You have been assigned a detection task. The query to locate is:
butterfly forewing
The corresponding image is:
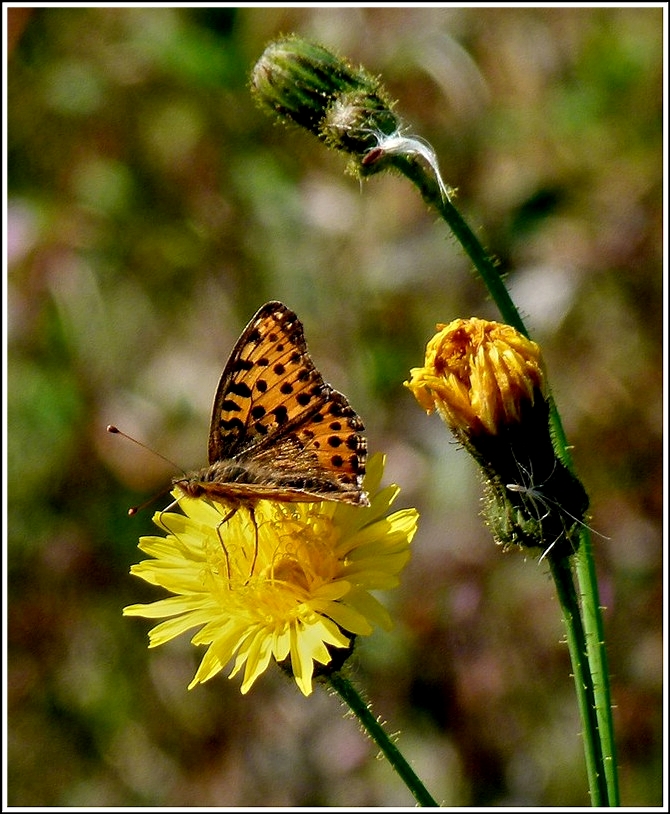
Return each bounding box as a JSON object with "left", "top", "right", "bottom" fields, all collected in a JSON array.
[
  {"left": 208, "top": 302, "right": 324, "bottom": 461},
  {"left": 180, "top": 301, "right": 368, "bottom": 507}
]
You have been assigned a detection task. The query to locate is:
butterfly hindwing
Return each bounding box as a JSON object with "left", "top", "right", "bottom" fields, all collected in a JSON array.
[{"left": 233, "top": 384, "right": 367, "bottom": 501}]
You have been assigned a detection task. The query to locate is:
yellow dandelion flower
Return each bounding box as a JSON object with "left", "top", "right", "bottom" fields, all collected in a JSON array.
[{"left": 124, "top": 453, "right": 417, "bottom": 696}]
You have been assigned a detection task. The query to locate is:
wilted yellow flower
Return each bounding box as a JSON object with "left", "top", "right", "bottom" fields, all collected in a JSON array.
[
  {"left": 124, "top": 454, "right": 417, "bottom": 696},
  {"left": 406, "top": 317, "right": 588, "bottom": 559},
  {"left": 405, "top": 317, "right": 545, "bottom": 437}
]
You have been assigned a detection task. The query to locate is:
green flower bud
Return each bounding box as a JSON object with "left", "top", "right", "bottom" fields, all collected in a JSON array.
[{"left": 250, "top": 36, "right": 402, "bottom": 163}]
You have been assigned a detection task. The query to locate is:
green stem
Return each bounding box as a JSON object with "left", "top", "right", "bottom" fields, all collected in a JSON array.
[
  {"left": 548, "top": 553, "right": 608, "bottom": 806},
  {"left": 573, "top": 527, "right": 621, "bottom": 805},
  {"left": 328, "top": 671, "right": 439, "bottom": 807},
  {"left": 392, "top": 153, "right": 619, "bottom": 805}
]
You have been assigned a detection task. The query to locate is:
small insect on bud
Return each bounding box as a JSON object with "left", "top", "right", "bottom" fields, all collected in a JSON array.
[{"left": 319, "top": 89, "right": 401, "bottom": 155}]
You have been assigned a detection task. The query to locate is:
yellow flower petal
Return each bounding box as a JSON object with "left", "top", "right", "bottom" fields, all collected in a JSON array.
[{"left": 405, "top": 317, "right": 545, "bottom": 436}]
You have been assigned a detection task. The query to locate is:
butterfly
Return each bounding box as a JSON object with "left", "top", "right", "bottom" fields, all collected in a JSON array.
[{"left": 174, "top": 301, "right": 369, "bottom": 515}]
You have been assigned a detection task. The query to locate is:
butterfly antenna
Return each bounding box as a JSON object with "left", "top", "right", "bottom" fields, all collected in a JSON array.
[
  {"left": 107, "top": 425, "right": 185, "bottom": 472},
  {"left": 127, "top": 488, "right": 177, "bottom": 518},
  {"left": 107, "top": 425, "right": 185, "bottom": 516}
]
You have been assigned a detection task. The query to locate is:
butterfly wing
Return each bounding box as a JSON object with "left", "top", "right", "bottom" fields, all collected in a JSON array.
[{"left": 203, "top": 301, "right": 367, "bottom": 504}]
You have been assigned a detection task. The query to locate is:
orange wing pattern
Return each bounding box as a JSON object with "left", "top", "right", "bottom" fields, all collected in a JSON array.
[{"left": 176, "top": 302, "right": 368, "bottom": 508}]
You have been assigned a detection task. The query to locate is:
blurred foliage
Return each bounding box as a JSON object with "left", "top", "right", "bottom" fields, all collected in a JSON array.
[{"left": 6, "top": 5, "right": 663, "bottom": 807}]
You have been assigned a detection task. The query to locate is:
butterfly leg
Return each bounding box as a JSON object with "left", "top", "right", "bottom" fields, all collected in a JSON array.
[
  {"left": 246, "top": 505, "right": 259, "bottom": 584},
  {"left": 215, "top": 506, "right": 239, "bottom": 582},
  {"left": 213, "top": 504, "right": 260, "bottom": 584},
  {"left": 156, "top": 497, "right": 181, "bottom": 534}
]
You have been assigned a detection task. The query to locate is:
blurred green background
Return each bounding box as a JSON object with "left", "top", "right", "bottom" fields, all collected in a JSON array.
[{"left": 6, "top": 5, "right": 663, "bottom": 807}]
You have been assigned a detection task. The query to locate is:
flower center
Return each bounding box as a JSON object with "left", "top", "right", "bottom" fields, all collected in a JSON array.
[
  {"left": 204, "top": 503, "right": 342, "bottom": 620},
  {"left": 269, "top": 556, "right": 311, "bottom": 594}
]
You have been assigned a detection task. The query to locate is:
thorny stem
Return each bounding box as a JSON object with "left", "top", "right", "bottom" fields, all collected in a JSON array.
[{"left": 549, "top": 553, "right": 608, "bottom": 806}]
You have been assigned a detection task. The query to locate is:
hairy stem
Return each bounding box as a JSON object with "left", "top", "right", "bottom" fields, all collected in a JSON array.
[{"left": 328, "top": 671, "right": 439, "bottom": 806}]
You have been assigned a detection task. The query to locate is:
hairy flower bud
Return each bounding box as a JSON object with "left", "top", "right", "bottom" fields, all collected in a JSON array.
[
  {"left": 251, "top": 36, "right": 451, "bottom": 197},
  {"left": 251, "top": 36, "right": 402, "bottom": 166}
]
